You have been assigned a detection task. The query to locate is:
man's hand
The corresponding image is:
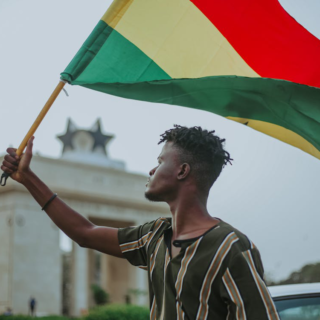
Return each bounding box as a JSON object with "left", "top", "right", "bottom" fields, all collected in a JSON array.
[{"left": 1, "top": 136, "right": 34, "bottom": 183}]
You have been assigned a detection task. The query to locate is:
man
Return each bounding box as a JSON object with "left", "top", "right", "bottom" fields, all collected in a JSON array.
[
  {"left": 29, "top": 297, "right": 36, "bottom": 317},
  {"left": 1, "top": 125, "right": 279, "bottom": 320},
  {"left": 3, "top": 307, "right": 13, "bottom": 316}
]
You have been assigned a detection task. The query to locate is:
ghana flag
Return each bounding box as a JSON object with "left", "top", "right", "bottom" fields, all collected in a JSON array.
[{"left": 60, "top": 0, "right": 320, "bottom": 160}]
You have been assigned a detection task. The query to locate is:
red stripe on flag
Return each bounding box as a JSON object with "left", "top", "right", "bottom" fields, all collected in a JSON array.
[{"left": 190, "top": 0, "right": 320, "bottom": 88}]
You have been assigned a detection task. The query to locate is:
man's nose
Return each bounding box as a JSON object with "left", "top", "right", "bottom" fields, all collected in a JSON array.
[{"left": 149, "top": 167, "right": 156, "bottom": 176}]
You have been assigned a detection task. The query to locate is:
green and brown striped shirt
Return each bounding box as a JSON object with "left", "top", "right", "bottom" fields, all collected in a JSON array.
[{"left": 118, "top": 217, "right": 279, "bottom": 320}]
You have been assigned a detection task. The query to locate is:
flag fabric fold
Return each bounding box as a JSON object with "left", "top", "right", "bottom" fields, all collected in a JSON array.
[{"left": 61, "top": 0, "right": 320, "bottom": 160}]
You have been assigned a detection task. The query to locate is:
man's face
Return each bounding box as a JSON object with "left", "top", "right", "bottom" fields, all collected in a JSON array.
[{"left": 145, "top": 141, "right": 181, "bottom": 202}]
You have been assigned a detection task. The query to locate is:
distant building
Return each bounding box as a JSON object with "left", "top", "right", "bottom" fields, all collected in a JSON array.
[{"left": 0, "top": 119, "right": 167, "bottom": 316}]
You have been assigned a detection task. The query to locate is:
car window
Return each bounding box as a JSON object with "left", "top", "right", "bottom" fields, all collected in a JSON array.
[{"left": 274, "top": 296, "right": 320, "bottom": 320}]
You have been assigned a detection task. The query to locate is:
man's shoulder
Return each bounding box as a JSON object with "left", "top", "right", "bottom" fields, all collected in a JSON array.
[
  {"left": 209, "top": 220, "right": 254, "bottom": 252},
  {"left": 124, "top": 217, "right": 171, "bottom": 232},
  {"left": 145, "top": 217, "right": 171, "bottom": 232}
]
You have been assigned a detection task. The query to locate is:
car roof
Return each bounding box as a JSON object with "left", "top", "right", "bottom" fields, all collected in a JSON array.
[{"left": 268, "top": 282, "right": 320, "bottom": 298}]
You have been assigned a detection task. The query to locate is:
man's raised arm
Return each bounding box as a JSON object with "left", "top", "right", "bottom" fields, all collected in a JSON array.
[{"left": 1, "top": 137, "right": 124, "bottom": 258}]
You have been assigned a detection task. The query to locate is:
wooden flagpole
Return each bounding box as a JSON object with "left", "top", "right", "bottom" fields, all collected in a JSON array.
[{"left": 1, "top": 80, "right": 66, "bottom": 186}]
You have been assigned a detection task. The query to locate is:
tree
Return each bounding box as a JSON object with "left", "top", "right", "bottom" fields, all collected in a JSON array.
[
  {"left": 269, "top": 262, "right": 320, "bottom": 285},
  {"left": 91, "top": 284, "right": 109, "bottom": 305}
]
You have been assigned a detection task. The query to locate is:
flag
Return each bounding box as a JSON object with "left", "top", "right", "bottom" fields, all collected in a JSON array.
[{"left": 60, "top": 0, "right": 320, "bottom": 159}]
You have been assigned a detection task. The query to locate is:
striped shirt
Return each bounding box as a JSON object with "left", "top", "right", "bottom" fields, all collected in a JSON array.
[{"left": 118, "top": 217, "right": 279, "bottom": 320}]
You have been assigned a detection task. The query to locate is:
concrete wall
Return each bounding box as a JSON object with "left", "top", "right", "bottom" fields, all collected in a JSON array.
[
  {"left": 0, "top": 193, "right": 14, "bottom": 314},
  {"left": 12, "top": 193, "right": 61, "bottom": 315},
  {"left": 0, "top": 190, "right": 61, "bottom": 315}
]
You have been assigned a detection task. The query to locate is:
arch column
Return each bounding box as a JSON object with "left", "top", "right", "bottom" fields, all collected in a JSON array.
[{"left": 71, "top": 243, "right": 89, "bottom": 316}]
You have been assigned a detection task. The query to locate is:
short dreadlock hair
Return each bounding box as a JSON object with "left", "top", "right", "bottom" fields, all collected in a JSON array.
[{"left": 159, "top": 125, "right": 232, "bottom": 191}]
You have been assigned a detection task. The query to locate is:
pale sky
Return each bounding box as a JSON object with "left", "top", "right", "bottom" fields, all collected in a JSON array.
[{"left": 0, "top": 0, "right": 320, "bottom": 282}]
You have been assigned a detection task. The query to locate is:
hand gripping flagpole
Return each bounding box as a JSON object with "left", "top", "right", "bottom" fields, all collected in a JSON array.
[{"left": 0, "top": 80, "right": 66, "bottom": 186}]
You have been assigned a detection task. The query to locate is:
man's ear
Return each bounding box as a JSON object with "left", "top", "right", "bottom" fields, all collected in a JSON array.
[{"left": 177, "top": 163, "right": 191, "bottom": 180}]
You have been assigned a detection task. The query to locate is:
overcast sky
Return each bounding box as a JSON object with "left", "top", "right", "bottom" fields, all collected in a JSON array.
[{"left": 0, "top": 0, "right": 320, "bottom": 282}]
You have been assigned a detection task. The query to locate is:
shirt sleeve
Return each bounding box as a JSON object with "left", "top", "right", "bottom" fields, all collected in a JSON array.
[
  {"left": 221, "top": 247, "right": 280, "bottom": 320},
  {"left": 118, "top": 220, "right": 157, "bottom": 269}
]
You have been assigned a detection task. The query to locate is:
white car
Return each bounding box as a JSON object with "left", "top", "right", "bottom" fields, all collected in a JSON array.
[{"left": 269, "top": 283, "right": 320, "bottom": 320}]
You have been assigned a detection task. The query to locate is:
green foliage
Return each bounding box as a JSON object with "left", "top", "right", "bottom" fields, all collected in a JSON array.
[
  {"left": 0, "top": 316, "right": 31, "bottom": 320},
  {"left": 84, "top": 304, "right": 149, "bottom": 320},
  {"left": 278, "top": 262, "right": 320, "bottom": 285},
  {"left": 0, "top": 306, "right": 150, "bottom": 320},
  {"left": 91, "top": 284, "right": 109, "bottom": 305},
  {"left": 40, "top": 317, "right": 70, "bottom": 320},
  {"left": 0, "top": 316, "right": 70, "bottom": 320},
  {"left": 268, "top": 262, "right": 320, "bottom": 286}
]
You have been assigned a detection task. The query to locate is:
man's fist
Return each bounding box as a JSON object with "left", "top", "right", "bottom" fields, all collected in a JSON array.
[{"left": 1, "top": 137, "right": 34, "bottom": 183}]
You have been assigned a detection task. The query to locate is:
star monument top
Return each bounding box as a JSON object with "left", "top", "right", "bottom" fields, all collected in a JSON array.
[{"left": 57, "top": 119, "right": 125, "bottom": 170}]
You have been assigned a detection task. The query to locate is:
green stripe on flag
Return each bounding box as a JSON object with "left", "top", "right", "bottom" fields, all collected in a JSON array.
[
  {"left": 62, "top": 20, "right": 113, "bottom": 82},
  {"left": 79, "top": 76, "right": 320, "bottom": 157},
  {"left": 61, "top": 20, "right": 170, "bottom": 84}
]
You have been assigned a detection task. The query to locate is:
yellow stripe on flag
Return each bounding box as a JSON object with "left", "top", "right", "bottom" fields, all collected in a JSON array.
[
  {"left": 228, "top": 117, "right": 320, "bottom": 160},
  {"left": 107, "top": 0, "right": 259, "bottom": 78},
  {"left": 102, "top": 0, "right": 134, "bottom": 29}
]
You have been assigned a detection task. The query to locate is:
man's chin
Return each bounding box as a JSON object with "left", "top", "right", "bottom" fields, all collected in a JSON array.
[{"left": 144, "top": 190, "right": 164, "bottom": 202}]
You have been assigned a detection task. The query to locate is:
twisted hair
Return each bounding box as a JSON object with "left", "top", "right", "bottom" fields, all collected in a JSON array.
[{"left": 159, "top": 125, "right": 232, "bottom": 191}]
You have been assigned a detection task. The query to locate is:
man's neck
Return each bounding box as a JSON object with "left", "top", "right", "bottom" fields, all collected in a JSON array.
[{"left": 168, "top": 193, "right": 219, "bottom": 241}]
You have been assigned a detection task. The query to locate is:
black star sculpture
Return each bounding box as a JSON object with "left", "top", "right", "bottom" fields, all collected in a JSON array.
[
  {"left": 89, "top": 119, "right": 114, "bottom": 155},
  {"left": 57, "top": 119, "right": 114, "bottom": 155}
]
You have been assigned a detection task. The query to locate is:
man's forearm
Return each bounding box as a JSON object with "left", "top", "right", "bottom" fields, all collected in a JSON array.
[{"left": 21, "top": 170, "right": 94, "bottom": 246}]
